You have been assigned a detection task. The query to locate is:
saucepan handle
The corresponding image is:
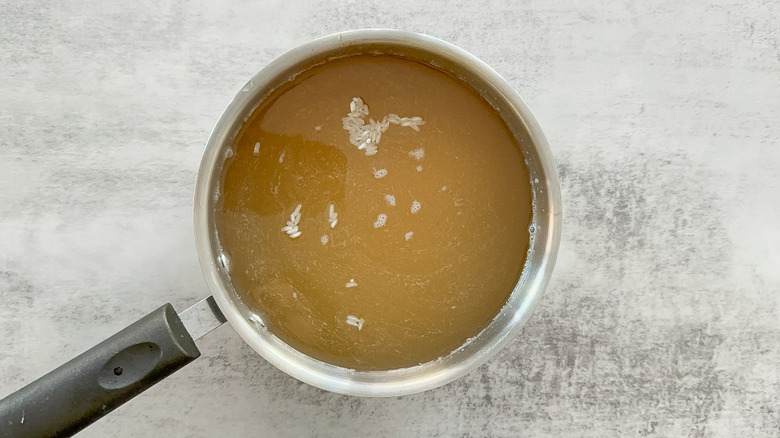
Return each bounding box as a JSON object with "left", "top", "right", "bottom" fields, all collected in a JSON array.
[{"left": 0, "top": 300, "right": 223, "bottom": 438}]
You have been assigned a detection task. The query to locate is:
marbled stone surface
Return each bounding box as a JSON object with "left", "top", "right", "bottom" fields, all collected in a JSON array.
[{"left": 1, "top": 1, "right": 779, "bottom": 436}]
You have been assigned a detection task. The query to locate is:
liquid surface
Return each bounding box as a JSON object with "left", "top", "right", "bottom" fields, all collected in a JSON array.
[{"left": 216, "top": 54, "right": 532, "bottom": 370}]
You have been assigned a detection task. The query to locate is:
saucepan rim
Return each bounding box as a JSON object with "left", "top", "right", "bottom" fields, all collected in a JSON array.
[{"left": 193, "top": 28, "right": 562, "bottom": 397}]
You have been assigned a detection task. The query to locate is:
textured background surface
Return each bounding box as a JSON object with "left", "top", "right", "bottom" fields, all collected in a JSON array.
[{"left": 1, "top": 1, "right": 779, "bottom": 436}]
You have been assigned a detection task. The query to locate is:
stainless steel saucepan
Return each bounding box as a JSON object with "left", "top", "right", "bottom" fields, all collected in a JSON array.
[{"left": 0, "top": 29, "right": 561, "bottom": 437}]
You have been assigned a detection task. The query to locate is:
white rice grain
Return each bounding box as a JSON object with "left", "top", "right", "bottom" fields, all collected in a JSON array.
[
  {"left": 346, "top": 315, "right": 365, "bottom": 330},
  {"left": 408, "top": 148, "right": 425, "bottom": 160},
  {"left": 328, "top": 204, "right": 338, "bottom": 228},
  {"left": 374, "top": 213, "right": 387, "bottom": 228}
]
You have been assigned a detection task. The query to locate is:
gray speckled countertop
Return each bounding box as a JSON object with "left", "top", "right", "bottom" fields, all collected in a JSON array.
[{"left": 2, "top": 1, "right": 779, "bottom": 437}]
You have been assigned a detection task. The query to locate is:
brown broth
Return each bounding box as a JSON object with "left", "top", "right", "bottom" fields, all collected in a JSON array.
[{"left": 215, "top": 54, "right": 532, "bottom": 370}]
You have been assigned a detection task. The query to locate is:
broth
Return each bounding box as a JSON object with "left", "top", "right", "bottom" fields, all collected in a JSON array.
[{"left": 216, "top": 54, "right": 532, "bottom": 370}]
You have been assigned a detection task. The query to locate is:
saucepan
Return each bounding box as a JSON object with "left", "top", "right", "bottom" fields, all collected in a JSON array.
[{"left": 0, "top": 29, "right": 561, "bottom": 437}]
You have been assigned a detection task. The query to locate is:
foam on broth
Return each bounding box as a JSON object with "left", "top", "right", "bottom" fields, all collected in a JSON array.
[{"left": 215, "top": 54, "right": 532, "bottom": 370}]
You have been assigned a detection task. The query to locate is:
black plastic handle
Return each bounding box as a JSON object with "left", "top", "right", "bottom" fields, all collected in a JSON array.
[{"left": 0, "top": 304, "right": 200, "bottom": 438}]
